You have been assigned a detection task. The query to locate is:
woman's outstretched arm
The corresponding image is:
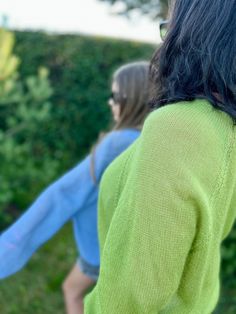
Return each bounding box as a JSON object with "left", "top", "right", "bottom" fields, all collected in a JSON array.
[{"left": 0, "top": 131, "right": 132, "bottom": 279}]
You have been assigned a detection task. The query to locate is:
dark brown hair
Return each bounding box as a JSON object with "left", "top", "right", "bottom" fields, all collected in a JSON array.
[{"left": 150, "top": 0, "right": 236, "bottom": 120}]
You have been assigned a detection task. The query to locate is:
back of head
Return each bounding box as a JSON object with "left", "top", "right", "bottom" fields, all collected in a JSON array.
[
  {"left": 150, "top": 0, "right": 236, "bottom": 119},
  {"left": 113, "top": 61, "right": 150, "bottom": 129},
  {"left": 90, "top": 61, "right": 150, "bottom": 183}
]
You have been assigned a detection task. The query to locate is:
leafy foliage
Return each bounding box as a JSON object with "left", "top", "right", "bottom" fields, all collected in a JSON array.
[
  {"left": 14, "top": 32, "right": 155, "bottom": 166},
  {"left": 0, "top": 29, "right": 57, "bottom": 228},
  {"left": 99, "top": 0, "right": 169, "bottom": 19},
  {"left": 221, "top": 222, "right": 236, "bottom": 288},
  {"left": 1, "top": 29, "right": 235, "bottom": 292},
  {"left": 0, "top": 30, "right": 155, "bottom": 229},
  {"left": 0, "top": 29, "right": 234, "bottom": 314}
]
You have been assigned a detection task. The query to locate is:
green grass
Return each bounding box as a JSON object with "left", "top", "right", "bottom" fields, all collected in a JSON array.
[
  {"left": 0, "top": 223, "right": 236, "bottom": 313},
  {"left": 0, "top": 223, "right": 77, "bottom": 314}
]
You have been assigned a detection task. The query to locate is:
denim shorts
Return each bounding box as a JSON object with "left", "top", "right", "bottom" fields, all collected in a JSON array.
[{"left": 77, "top": 256, "right": 99, "bottom": 281}]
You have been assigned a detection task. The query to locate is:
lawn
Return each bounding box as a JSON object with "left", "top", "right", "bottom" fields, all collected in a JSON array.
[
  {"left": 0, "top": 223, "right": 77, "bottom": 314},
  {"left": 0, "top": 223, "right": 236, "bottom": 314}
]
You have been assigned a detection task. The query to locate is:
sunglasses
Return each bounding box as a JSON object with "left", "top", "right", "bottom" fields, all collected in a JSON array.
[
  {"left": 109, "top": 92, "right": 120, "bottom": 105},
  {"left": 159, "top": 20, "right": 169, "bottom": 41},
  {"left": 109, "top": 92, "right": 126, "bottom": 105}
]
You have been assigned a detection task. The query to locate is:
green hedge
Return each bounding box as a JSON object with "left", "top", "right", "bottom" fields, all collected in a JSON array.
[
  {"left": 9, "top": 31, "right": 155, "bottom": 210},
  {"left": 2, "top": 31, "right": 235, "bottom": 289},
  {"left": 14, "top": 31, "right": 155, "bottom": 165}
]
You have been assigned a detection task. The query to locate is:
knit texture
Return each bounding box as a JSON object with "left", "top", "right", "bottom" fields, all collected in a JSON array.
[{"left": 85, "top": 99, "right": 236, "bottom": 314}]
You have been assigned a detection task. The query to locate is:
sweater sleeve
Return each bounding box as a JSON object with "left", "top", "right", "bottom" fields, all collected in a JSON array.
[
  {"left": 86, "top": 107, "right": 209, "bottom": 313},
  {"left": 0, "top": 131, "right": 130, "bottom": 279},
  {"left": 123, "top": 111, "right": 199, "bottom": 312}
]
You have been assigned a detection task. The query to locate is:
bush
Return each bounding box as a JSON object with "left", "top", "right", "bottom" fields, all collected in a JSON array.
[
  {"left": 0, "top": 31, "right": 155, "bottom": 227},
  {"left": 14, "top": 31, "right": 155, "bottom": 168},
  {"left": 221, "top": 221, "right": 236, "bottom": 288},
  {"left": 0, "top": 30, "right": 153, "bottom": 218},
  {"left": 0, "top": 29, "right": 57, "bottom": 228},
  {"left": 1, "top": 30, "right": 235, "bottom": 290}
]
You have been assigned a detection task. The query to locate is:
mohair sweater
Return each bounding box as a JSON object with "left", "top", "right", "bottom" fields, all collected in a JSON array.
[
  {"left": 0, "top": 129, "right": 140, "bottom": 278},
  {"left": 85, "top": 100, "right": 236, "bottom": 314}
]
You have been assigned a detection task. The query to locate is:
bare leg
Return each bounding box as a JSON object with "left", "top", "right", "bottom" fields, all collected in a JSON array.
[{"left": 62, "top": 264, "right": 95, "bottom": 314}]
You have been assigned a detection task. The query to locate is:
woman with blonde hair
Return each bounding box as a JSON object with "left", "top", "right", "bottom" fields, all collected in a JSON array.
[{"left": 0, "top": 61, "right": 150, "bottom": 314}]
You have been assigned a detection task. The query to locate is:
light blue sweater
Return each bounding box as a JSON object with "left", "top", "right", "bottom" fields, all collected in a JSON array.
[{"left": 0, "top": 129, "right": 140, "bottom": 279}]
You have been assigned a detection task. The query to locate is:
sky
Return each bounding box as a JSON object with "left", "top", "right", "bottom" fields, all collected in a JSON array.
[{"left": 0, "top": 0, "right": 161, "bottom": 44}]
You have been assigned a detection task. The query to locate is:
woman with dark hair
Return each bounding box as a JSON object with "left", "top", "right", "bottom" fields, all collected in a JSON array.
[
  {"left": 85, "top": 1, "right": 236, "bottom": 313},
  {"left": 0, "top": 61, "right": 150, "bottom": 314}
]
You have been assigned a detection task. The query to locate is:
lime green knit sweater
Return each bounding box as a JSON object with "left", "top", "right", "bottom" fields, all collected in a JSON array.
[{"left": 85, "top": 100, "right": 236, "bottom": 314}]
